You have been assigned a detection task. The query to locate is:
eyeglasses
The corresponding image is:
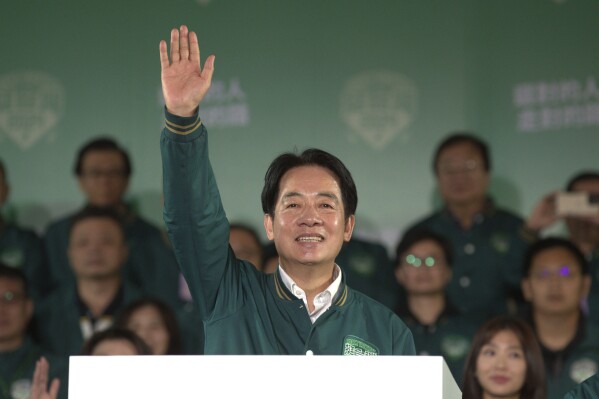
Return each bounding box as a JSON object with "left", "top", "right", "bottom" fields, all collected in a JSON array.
[
  {"left": 438, "top": 160, "right": 480, "bottom": 176},
  {"left": 0, "top": 291, "right": 26, "bottom": 304},
  {"left": 530, "top": 265, "right": 580, "bottom": 281},
  {"left": 81, "top": 169, "right": 127, "bottom": 179},
  {"left": 403, "top": 254, "right": 439, "bottom": 268}
]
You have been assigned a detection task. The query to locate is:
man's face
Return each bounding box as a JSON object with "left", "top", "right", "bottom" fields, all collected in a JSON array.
[
  {"left": 263, "top": 165, "right": 355, "bottom": 270},
  {"left": 77, "top": 150, "right": 129, "bottom": 207},
  {"left": 0, "top": 277, "right": 33, "bottom": 346},
  {"left": 68, "top": 217, "right": 128, "bottom": 280},
  {"left": 565, "top": 178, "right": 599, "bottom": 248},
  {"left": 229, "top": 229, "right": 263, "bottom": 271},
  {"left": 522, "top": 247, "right": 590, "bottom": 316},
  {"left": 435, "top": 142, "right": 489, "bottom": 207},
  {"left": 395, "top": 239, "right": 452, "bottom": 296}
]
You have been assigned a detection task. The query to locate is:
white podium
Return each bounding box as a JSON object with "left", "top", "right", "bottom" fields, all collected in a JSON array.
[{"left": 69, "top": 355, "right": 461, "bottom": 398}]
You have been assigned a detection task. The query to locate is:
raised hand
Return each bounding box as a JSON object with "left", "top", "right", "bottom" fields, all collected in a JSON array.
[
  {"left": 159, "top": 25, "right": 215, "bottom": 117},
  {"left": 28, "top": 357, "right": 60, "bottom": 399},
  {"left": 526, "top": 191, "right": 559, "bottom": 232}
]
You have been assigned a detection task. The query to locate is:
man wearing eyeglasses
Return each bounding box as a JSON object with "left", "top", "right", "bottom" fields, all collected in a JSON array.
[
  {"left": 394, "top": 229, "right": 479, "bottom": 381},
  {"left": 403, "top": 134, "right": 533, "bottom": 318},
  {"left": 0, "top": 263, "right": 67, "bottom": 399},
  {"left": 42, "top": 139, "right": 181, "bottom": 310},
  {"left": 521, "top": 237, "right": 599, "bottom": 399}
]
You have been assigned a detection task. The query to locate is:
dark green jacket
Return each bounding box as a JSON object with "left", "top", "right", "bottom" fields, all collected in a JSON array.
[
  {"left": 0, "top": 222, "right": 46, "bottom": 301},
  {"left": 161, "top": 111, "right": 415, "bottom": 356},
  {"left": 336, "top": 237, "right": 399, "bottom": 310},
  {"left": 397, "top": 300, "right": 480, "bottom": 383},
  {"left": 404, "top": 205, "right": 531, "bottom": 317},
  {"left": 34, "top": 281, "right": 142, "bottom": 358},
  {"left": 0, "top": 338, "right": 67, "bottom": 399}
]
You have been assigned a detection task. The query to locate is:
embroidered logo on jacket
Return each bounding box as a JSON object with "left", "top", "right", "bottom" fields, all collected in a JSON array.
[{"left": 343, "top": 335, "right": 379, "bottom": 356}]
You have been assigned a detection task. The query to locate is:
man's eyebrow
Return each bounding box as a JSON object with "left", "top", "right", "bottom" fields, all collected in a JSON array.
[
  {"left": 318, "top": 192, "right": 340, "bottom": 202},
  {"left": 280, "top": 192, "right": 339, "bottom": 202}
]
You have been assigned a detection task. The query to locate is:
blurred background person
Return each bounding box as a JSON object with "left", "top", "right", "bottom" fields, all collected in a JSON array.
[
  {"left": 115, "top": 297, "right": 183, "bottom": 355},
  {"left": 394, "top": 229, "right": 478, "bottom": 382},
  {"left": 462, "top": 316, "right": 546, "bottom": 399},
  {"left": 521, "top": 237, "right": 599, "bottom": 399}
]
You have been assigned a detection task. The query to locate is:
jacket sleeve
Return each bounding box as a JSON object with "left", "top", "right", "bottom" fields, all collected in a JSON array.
[{"left": 160, "top": 109, "right": 241, "bottom": 321}]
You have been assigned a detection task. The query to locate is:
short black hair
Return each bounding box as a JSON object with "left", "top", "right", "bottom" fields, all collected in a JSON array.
[
  {"left": 566, "top": 171, "right": 599, "bottom": 192},
  {"left": 74, "top": 137, "right": 132, "bottom": 177},
  {"left": 80, "top": 327, "right": 152, "bottom": 355},
  {"left": 0, "top": 262, "right": 29, "bottom": 297},
  {"left": 432, "top": 133, "right": 491, "bottom": 175},
  {"left": 261, "top": 148, "right": 357, "bottom": 219},
  {"left": 523, "top": 237, "right": 589, "bottom": 277},
  {"left": 69, "top": 206, "right": 125, "bottom": 238},
  {"left": 395, "top": 229, "right": 453, "bottom": 268}
]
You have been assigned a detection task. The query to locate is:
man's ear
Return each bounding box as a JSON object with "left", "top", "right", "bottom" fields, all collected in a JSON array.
[
  {"left": 343, "top": 215, "right": 355, "bottom": 242},
  {"left": 264, "top": 214, "right": 274, "bottom": 241}
]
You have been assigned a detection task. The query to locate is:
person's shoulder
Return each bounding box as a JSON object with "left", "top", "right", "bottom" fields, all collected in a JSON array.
[
  {"left": 404, "top": 211, "right": 444, "bottom": 233},
  {"left": 349, "top": 288, "right": 402, "bottom": 319},
  {"left": 2, "top": 222, "right": 41, "bottom": 241},
  {"left": 44, "top": 212, "right": 76, "bottom": 236},
  {"left": 491, "top": 207, "right": 525, "bottom": 225},
  {"left": 564, "top": 373, "right": 599, "bottom": 399}
]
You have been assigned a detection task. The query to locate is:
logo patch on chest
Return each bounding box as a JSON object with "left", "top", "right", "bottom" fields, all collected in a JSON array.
[{"left": 343, "top": 335, "right": 379, "bottom": 356}]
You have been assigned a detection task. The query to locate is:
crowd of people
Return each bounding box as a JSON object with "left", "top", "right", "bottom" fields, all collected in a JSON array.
[{"left": 1, "top": 25, "right": 599, "bottom": 399}]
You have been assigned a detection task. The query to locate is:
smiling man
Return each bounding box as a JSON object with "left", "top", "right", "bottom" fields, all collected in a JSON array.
[{"left": 159, "top": 26, "right": 414, "bottom": 355}]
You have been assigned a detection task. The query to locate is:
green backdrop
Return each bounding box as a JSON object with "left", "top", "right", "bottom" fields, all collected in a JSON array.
[{"left": 1, "top": 0, "right": 598, "bottom": 250}]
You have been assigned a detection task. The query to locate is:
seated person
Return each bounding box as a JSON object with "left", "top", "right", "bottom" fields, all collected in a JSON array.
[
  {"left": 461, "top": 316, "right": 545, "bottom": 399},
  {"left": 0, "top": 264, "right": 67, "bottom": 399},
  {"left": 0, "top": 159, "right": 46, "bottom": 300},
  {"left": 43, "top": 138, "right": 180, "bottom": 308},
  {"left": 403, "top": 133, "right": 533, "bottom": 317},
  {"left": 394, "top": 229, "right": 479, "bottom": 381},
  {"left": 521, "top": 237, "right": 599, "bottom": 399},
  {"left": 35, "top": 207, "right": 142, "bottom": 358},
  {"left": 114, "top": 297, "right": 184, "bottom": 355},
  {"left": 527, "top": 171, "right": 599, "bottom": 317}
]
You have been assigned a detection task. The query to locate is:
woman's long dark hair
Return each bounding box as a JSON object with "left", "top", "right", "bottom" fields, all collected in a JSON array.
[{"left": 462, "top": 316, "right": 546, "bottom": 399}]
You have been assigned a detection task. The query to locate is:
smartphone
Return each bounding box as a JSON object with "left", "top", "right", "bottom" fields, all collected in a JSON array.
[{"left": 556, "top": 192, "right": 599, "bottom": 216}]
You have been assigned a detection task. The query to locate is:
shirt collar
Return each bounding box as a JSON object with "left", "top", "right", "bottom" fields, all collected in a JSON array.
[{"left": 278, "top": 264, "right": 343, "bottom": 323}]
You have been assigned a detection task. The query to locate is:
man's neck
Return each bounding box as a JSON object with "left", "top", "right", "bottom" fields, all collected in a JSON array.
[
  {"left": 77, "top": 276, "right": 121, "bottom": 317},
  {"left": 446, "top": 198, "right": 486, "bottom": 229},
  {"left": 0, "top": 335, "right": 24, "bottom": 352},
  {"left": 534, "top": 310, "right": 580, "bottom": 351},
  {"left": 280, "top": 261, "right": 336, "bottom": 312},
  {"left": 407, "top": 292, "right": 446, "bottom": 325}
]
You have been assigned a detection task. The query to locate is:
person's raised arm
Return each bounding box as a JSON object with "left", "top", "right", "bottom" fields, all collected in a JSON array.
[{"left": 159, "top": 25, "right": 214, "bottom": 116}]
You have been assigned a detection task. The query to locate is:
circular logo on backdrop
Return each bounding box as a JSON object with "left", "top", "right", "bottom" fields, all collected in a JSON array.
[
  {"left": 0, "top": 71, "right": 65, "bottom": 150},
  {"left": 340, "top": 70, "right": 418, "bottom": 150}
]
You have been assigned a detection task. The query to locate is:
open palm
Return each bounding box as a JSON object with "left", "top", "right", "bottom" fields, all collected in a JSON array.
[{"left": 159, "top": 25, "right": 215, "bottom": 117}]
